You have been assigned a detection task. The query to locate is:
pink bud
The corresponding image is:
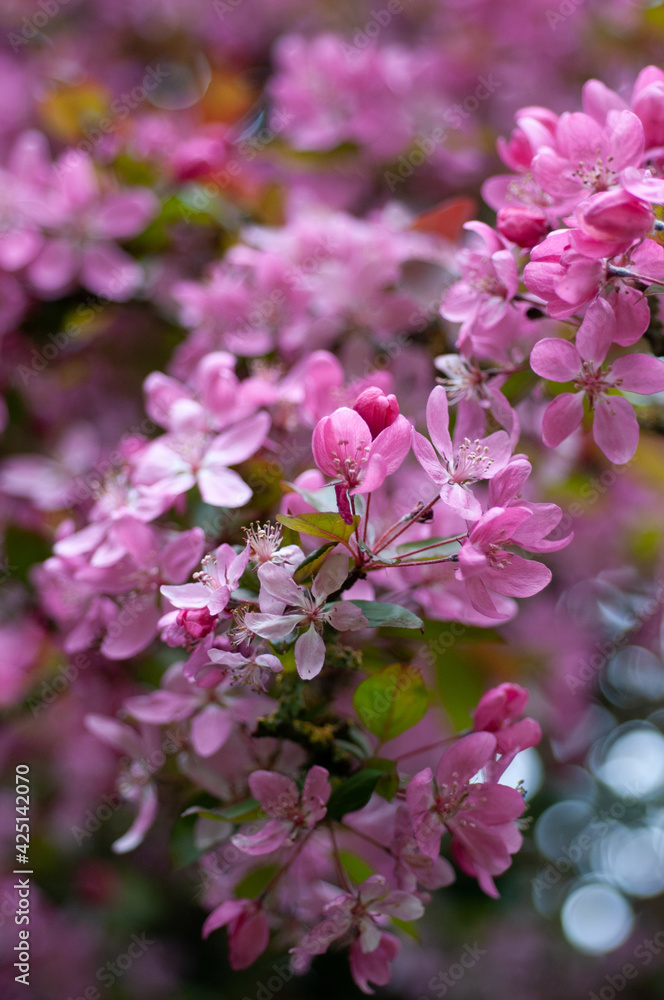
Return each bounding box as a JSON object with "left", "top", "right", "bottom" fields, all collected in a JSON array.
[
  {"left": 176, "top": 607, "right": 217, "bottom": 640},
  {"left": 352, "top": 387, "right": 399, "bottom": 438},
  {"left": 497, "top": 206, "right": 548, "bottom": 248}
]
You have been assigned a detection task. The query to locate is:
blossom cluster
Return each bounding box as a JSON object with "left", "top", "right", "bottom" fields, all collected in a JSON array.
[{"left": 2, "top": 8, "right": 664, "bottom": 993}]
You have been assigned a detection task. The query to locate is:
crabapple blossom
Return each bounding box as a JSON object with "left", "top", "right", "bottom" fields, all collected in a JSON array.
[{"left": 232, "top": 766, "right": 331, "bottom": 854}]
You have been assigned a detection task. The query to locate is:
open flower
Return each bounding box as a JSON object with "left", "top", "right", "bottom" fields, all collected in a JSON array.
[
  {"left": 413, "top": 386, "right": 512, "bottom": 519},
  {"left": 455, "top": 507, "right": 552, "bottom": 619},
  {"left": 242, "top": 554, "right": 368, "bottom": 679},
  {"left": 232, "top": 766, "right": 331, "bottom": 855},
  {"left": 406, "top": 732, "right": 525, "bottom": 897},
  {"left": 202, "top": 899, "right": 269, "bottom": 970},
  {"left": 530, "top": 298, "right": 664, "bottom": 463},
  {"left": 312, "top": 406, "right": 412, "bottom": 523}
]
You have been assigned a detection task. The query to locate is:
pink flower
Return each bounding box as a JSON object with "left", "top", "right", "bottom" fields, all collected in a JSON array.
[
  {"left": 406, "top": 732, "right": 525, "bottom": 895},
  {"left": 232, "top": 766, "right": 330, "bottom": 855},
  {"left": 161, "top": 543, "right": 250, "bottom": 620},
  {"left": 455, "top": 507, "right": 552, "bottom": 619},
  {"left": 570, "top": 188, "right": 655, "bottom": 258},
  {"left": 242, "top": 554, "right": 368, "bottom": 680},
  {"left": 134, "top": 411, "right": 270, "bottom": 507},
  {"left": 391, "top": 804, "right": 455, "bottom": 893},
  {"left": 349, "top": 933, "right": 401, "bottom": 995},
  {"left": 488, "top": 457, "right": 573, "bottom": 553},
  {"left": 312, "top": 406, "right": 412, "bottom": 523},
  {"left": 202, "top": 898, "right": 269, "bottom": 970},
  {"left": 530, "top": 299, "right": 664, "bottom": 463},
  {"left": 496, "top": 206, "right": 549, "bottom": 248},
  {"left": 441, "top": 222, "right": 519, "bottom": 345},
  {"left": 413, "top": 386, "right": 512, "bottom": 519},
  {"left": 524, "top": 229, "right": 604, "bottom": 319}
]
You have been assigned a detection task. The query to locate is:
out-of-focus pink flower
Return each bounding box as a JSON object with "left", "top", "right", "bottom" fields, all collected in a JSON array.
[
  {"left": 202, "top": 898, "right": 270, "bottom": 970},
  {"left": 473, "top": 682, "right": 542, "bottom": 756},
  {"left": 232, "top": 766, "right": 330, "bottom": 855},
  {"left": 497, "top": 206, "right": 549, "bottom": 248}
]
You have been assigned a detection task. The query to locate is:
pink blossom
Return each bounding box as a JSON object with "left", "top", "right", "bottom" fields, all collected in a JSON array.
[
  {"left": 352, "top": 386, "right": 399, "bottom": 438},
  {"left": 455, "top": 507, "right": 552, "bottom": 619},
  {"left": 406, "top": 732, "right": 525, "bottom": 895},
  {"left": 312, "top": 406, "right": 412, "bottom": 522},
  {"left": 232, "top": 766, "right": 330, "bottom": 855},
  {"left": 441, "top": 222, "right": 519, "bottom": 345},
  {"left": 530, "top": 300, "right": 664, "bottom": 463},
  {"left": 413, "top": 385, "right": 512, "bottom": 519},
  {"left": 473, "top": 682, "right": 542, "bottom": 760},
  {"left": 242, "top": 554, "right": 368, "bottom": 680},
  {"left": 161, "top": 543, "right": 250, "bottom": 621},
  {"left": 134, "top": 411, "right": 270, "bottom": 507}
]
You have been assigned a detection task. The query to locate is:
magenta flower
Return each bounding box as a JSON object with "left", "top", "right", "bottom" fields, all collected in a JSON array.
[
  {"left": 202, "top": 898, "right": 269, "bottom": 970},
  {"left": 134, "top": 411, "right": 270, "bottom": 507},
  {"left": 413, "top": 386, "right": 512, "bottom": 519},
  {"left": 232, "top": 766, "right": 331, "bottom": 855},
  {"left": 455, "top": 507, "right": 552, "bottom": 619},
  {"left": 523, "top": 229, "right": 604, "bottom": 319},
  {"left": 391, "top": 804, "right": 455, "bottom": 893},
  {"left": 488, "top": 457, "right": 573, "bottom": 553},
  {"left": 242, "top": 554, "right": 368, "bottom": 680},
  {"left": 352, "top": 386, "right": 399, "bottom": 438},
  {"left": 406, "top": 732, "right": 525, "bottom": 894},
  {"left": 312, "top": 406, "right": 412, "bottom": 523},
  {"left": 530, "top": 299, "right": 664, "bottom": 463}
]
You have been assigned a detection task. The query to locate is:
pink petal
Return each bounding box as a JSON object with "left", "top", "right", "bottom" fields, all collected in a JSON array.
[
  {"left": 312, "top": 552, "right": 349, "bottom": 602},
  {"left": 191, "top": 703, "right": 233, "bottom": 756},
  {"left": 232, "top": 818, "right": 290, "bottom": 855},
  {"left": 576, "top": 297, "right": 615, "bottom": 364},
  {"left": 124, "top": 690, "right": 198, "bottom": 723},
  {"left": 541, "top": 392, "right": 585, "bottom": 448},
  {"left": 530, "top": 338, "right": 581, "bottom": 382},
  {"left": 101, "top": 594, "right": 160, "bottom": 659},
  {"left": 424, "top": 386, "right": 453, "bottom": 460},
  {"left": 249, "top": 770, "right": 299, "bottom": 813},
  {"left": 436, "top": 731, "right": 496, "bottom": 787},
  {"left": 80, "top": 243, "right": 143, "bottom": 301},
  {"left": 295, "top": 623, "right": 326, "bottom": 680},
  {"left": 592, "top": 395, "right": 639, "bottom": 464},
  {"left": 197, "top": 466, "right": 252, "bottom": 507},
  {"left": 160, "top": 582, "right": 211, "bottom": 609},
  {"left": 611, "top": 353, "right": 664, "bottom": 394},
  {"left": 203, "top": 412, "right": 270, "bottom": 467},
  {"left": 112, "top": 783, "right": 158, "bottom": 854},
  {"left": 412, "top": 431, "right": 447, "bottom": 486},
  {"left": 326, "top": 601, "right": 369, "bottom": 631},
  {"left": 482, "top": 554, "right": 552, "bottom": 597}
]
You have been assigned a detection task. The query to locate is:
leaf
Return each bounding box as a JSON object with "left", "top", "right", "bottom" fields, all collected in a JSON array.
[
  {"left": 215, "top": 797, "right": 262, "bottom": 822},
  {"left": 234, "top": 865, "right": 279, "bottom": 900},
  {"left": 326, "top": 769, "right": 384, "bottom": 820},
  {"left": 277, "top": 511, "right": 360, "bottom": 543},
  {"left": 367, "top": 757, "right": 399, "bottom": 800},
  {"left": 391, "top": 917, "right": 421, "bottom": 941},
  {"left": 170, "top": 811, "right": 202, "bottom": 869},
  {"left": 348, "top": 600, "right": 423, "bottom": 630},
  {"left": 353, "top": 664, "right": 428, "bottom": 743},
  {"left": 339, "top": 851, "right": 374, "bottom": 884},
  {"left": 293, "top": 542, "right": 337, "bottom": 584},
  {"left": 409, "top": 196, "right": 477, "bottom": 241},
  {"left": 396, "top": 538, "right": 462, "bottom": 561}
]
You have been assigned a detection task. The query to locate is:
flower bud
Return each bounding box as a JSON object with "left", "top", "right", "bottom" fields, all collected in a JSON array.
[
  {"left": 176, "top": 607, "right": 217, "bottom": 640},
  {"left": 575, "top": 189, "right": 653, "bottom": 243},
  {"left": 497, "top": 206, "right": 548, "bottom": 248},
  {"left": 352, "top": 387, "right": 399, "bottom": 438}
]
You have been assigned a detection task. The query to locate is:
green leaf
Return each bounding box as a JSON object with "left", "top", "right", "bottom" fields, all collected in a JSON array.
[
  {"left": 392, "top": 917, "right": 421, "bottom": 941},
  {"left": 235, "top": 865, "right": 279, "bottom": 900},
  {"left": 396, "top": 537, "right": 462, "bottom": 561},
  {"left": 339, "top": 851, "right": 374, "bottom": 884},
  {"left": 277, "top": 511, "right": 360, "bottom": 543},
  {"left": 353, "top": 664, "right": 428, "bottom": 743},
  {"left": 293, "top": 542, "right": 337, "bottom": 584},
  {"left": 170, "top": 812, "right": 202, "bottom": 869},
  {"left": 367, "top": 757, "right": 399, "bottom": 800},
  {"left": 326, "top": 769, "right": 384, "bottom": 820},
  {"left": 215, "top": 797, "right": 262, "bottom": 822},
  {"left": 348, "top": 600, "right": 423, "bottom": 630}
]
